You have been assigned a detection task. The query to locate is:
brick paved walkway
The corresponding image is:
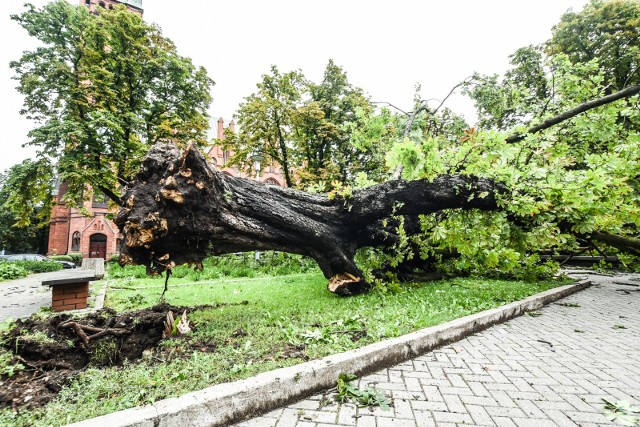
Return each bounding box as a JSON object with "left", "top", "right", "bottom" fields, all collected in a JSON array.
[
  {"left": 0, "top": 272, "right": 59, "bottom": 321},
  {"left": 235, "top": 272, "right": 640, "bottom": 426},
  {"left": 0, "top": 271, "right": 106, "bottom": 322}
]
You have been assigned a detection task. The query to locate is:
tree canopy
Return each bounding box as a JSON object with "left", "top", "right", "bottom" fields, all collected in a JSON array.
[
  {"left": 8, "top": 0, "right": 213, "bottom": 223},
  {"left": 547, "top": 0, "right": 640, "bottom": 92},
  {"left": 117, "top": 0, "right": 640, "bottom": 291},
  {"left": 0, "top": 161, "right": 51, "bottom": 253},
  {"left": 222, "top": 60, "right": 394, "bottom": 190}
]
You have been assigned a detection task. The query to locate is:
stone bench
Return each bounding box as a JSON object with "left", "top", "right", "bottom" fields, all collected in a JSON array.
[{"left": 41, "top": 259, "right": 105, "bottom": 312}]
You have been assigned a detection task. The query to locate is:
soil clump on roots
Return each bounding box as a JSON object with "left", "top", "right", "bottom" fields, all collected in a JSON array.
[{"left": 0, "top": 304, "right": 205, "bottom": 411}]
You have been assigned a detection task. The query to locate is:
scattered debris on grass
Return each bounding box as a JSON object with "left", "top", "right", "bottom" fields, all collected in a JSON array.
[
  {"left": 0, "top": 304, "right": 212, "bottom": 411},
  {"left": 162, "top": 310, "right": 191, "bottom": 338}
]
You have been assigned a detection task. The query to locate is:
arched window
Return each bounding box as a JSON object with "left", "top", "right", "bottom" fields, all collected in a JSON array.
[
  {"left": 92, "top": 191, "right": 109, "bottom": 208},
  {"left": 72, "top": 232, "right": 81, "bottom": 252},
  {"left": 109, "top": 4, "right": 114, "bottom": 9},
  {"left": 211, "top": 157, "right": 218, "bottom": 166},
  {"left": 264, "top": 178, "right": 281, "bottom": 186},
  {"left": 85, "top": 0, "right": 91, "bottom": 5},
  {"left": 98, "top": 1, "right": 106, "bottom": 8}
]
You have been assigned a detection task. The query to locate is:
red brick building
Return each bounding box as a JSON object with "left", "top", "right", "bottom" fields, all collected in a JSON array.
[
  {"left": 48, "top": 1, "right": 284, "bottom": 259},
  {"left": 208, "top": 118, "right": 286, "bottom": 186},
  {"left": 48, "top": 0, "right": 144, "bottom": 260},
  {"left": 80, "top": 0, "right": 143, "bottom": 16},
  {"left": 48, "top": 118, "right": 286, "bottom": 259}
]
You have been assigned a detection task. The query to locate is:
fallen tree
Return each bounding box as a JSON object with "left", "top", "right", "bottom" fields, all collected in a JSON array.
[
  {"left": 115, "top": 143, "right": 504, "bottom": 295},
  {"left": 115, "top": 143, "right": 639, "bottom": 296},
  {"left": 115, "top": 84, "right": 640, "bottom": 295}
]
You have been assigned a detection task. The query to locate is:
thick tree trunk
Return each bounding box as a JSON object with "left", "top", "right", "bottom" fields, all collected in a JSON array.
[{"left": 115, "top": 143, "right": 503, "bottom": 295}]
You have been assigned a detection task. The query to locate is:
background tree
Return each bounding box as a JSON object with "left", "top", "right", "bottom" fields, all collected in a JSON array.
[
  {"left": 547, "top": 0, "right": 640, "bottom": 92},
  {"left": 9, "top": 0, "right": 213, "bottom": 223},
  {"left": 222, "top": 66, "right": 305, "bottom": 187},
  {"left": 0, "top": 161, "right": 52, "bottom": 253},
  {"left": 467, "top": 0, "right": 640, "bottom": 132},
  {"left": 223, "top": 61, "right": 391, "bottom": 190},
  {"left": 293, "top": 60, "right": 378, "bottom": 188}
]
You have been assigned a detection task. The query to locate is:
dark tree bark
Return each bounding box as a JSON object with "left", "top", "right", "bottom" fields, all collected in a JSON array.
[{"left": 115, "top": 143, "right": 503, "bottom": 295}]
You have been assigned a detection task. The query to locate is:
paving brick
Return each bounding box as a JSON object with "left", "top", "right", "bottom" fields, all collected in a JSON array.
[
  {"left": 465, "top": 403, "right": 494, "bottom": 426},
  {"left": 410, "top": 399, "right": 447, "bottom": 412},
  {"left": 413, "top": 411, "right": 435, "bottom": 427},
  {"left": 431, "top": 410, "right": 473, "bottom": 424},
  {"left": 336, "top": 403, "right": 357, "bottom": 426},
  {"left": 539, "top": 409, "right": 578, "bottom": 427},
  {"left": 512, "top": 417, "right": 558, "bottom": 427},
  {"left": 375, "top": 418, "right": 418, "bottom": 427},
  {"left": 491, "top": 416, "right": 518, "bottom": 427},
  {"left": 355, "top": 415, "right": 377, "bottom": 427}
]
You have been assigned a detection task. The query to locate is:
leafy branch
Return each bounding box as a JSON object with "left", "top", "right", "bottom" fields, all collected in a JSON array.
[{"left": 336, "top": 372, "right": 392, "bottom": 410}]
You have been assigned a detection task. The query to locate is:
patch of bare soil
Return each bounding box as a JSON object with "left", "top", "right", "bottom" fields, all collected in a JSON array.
[{"left": 0, "top": 304, "right": 211, "bottom": 412}]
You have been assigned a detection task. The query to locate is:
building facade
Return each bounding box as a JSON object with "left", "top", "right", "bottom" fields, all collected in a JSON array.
[
  {"left": 80, "top": 0, "right": 143, "bottom": 16},
  {"left": 207, "top": 118, "right": 286, "bottom": 186},
  {"left": 48, "top": 1, "right": 284, "bottom": 259},
  {"left": 48, "top": 118, "right": 285, "bottom": 259}
]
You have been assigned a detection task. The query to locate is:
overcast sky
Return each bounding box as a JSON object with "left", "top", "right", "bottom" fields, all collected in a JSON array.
[{"left": 0, "top": 0, "right": 590, "bottom": 174}]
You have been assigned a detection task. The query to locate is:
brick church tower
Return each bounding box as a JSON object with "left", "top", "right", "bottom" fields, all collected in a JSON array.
[
  {"left": 47, "top": 0, "right": 144, "bottom": 260},
  {"left": 80, "top": 0, "right": 143, "bottom": 16},
  {"left": 47, "top": 0, "right": 285, "bottom": 260}
]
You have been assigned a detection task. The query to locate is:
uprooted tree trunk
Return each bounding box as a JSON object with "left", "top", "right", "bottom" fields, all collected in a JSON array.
[
  {"left": 115, "top": 84, "right": 640, "bottom": 295},
  {"left": 115, "top": 142, "right": 640, "bottom": 295},
  {"left": 115, "top": 143, "right": 504, "bottom": 295}
]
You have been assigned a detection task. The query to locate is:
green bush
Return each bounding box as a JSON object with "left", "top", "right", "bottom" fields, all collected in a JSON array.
[
  {"left": 0, "top": 263, "right": 29, "bottom": 281},
  {"left": 67, "top": 253, "right": 84, "bottom": 266},
  {"left": 15, "top": 260, "right": 63, "bottom": 274},
  {"left": 105, "top": 252, "right": 319, "bottom": 280}
]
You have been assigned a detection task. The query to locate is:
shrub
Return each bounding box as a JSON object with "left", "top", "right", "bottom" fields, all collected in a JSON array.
[
  {"left": 16, "top": 260, "right": 63, "bottom": 274},
  {"left": 67, "top": 253, "right": 84, "bottom": 266},
  {"left": 0, "top": 263, "right": 29, "bottom": 281},
  {"left": 104, "top": 252, "right": 320, "bottom": 280},
  {"left": 106, "top": 263, "right": 148, "bottom": 279}
]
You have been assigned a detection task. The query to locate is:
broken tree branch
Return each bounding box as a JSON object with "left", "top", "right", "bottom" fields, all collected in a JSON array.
[{"left": 505, "top": 84, "right": 640, "bottom": 143}]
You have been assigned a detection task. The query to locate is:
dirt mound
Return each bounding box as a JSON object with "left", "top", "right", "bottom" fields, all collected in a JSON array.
[{"left": 0, "top": 304, "right": 201, "bottom": 411}]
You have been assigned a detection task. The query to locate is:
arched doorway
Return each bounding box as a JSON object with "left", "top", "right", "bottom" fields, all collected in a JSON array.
[{"left": 89, "top": 233, "right": 107, "bottom": 259}]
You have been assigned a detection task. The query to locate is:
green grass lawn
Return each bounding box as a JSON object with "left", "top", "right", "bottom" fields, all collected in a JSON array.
[{"left": 0, "top": 266, "right": 571, "bottom": 427}]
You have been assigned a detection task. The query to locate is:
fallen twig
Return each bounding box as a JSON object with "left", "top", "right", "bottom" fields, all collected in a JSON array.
[{"left": 536, "top": 339, "right": 555, "bottom": 352}]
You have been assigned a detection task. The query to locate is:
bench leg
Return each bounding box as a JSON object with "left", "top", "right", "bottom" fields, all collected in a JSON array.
[{"left": 52, "top": 282, "right": 89, "bottom": 312}]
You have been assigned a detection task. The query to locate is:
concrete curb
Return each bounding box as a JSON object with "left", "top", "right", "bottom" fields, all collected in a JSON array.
[{"left": 67, "top": 279, "right": 591, "bottom": 427}]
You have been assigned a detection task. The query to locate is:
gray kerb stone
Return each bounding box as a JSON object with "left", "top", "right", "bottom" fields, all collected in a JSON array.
[{"left": 66, "top": 280, "right": 591, "bottom": 427}]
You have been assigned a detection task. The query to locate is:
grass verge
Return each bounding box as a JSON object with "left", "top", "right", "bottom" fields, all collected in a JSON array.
[{"left": 0, "top": 267, "right": 570, "bottom": 426}]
